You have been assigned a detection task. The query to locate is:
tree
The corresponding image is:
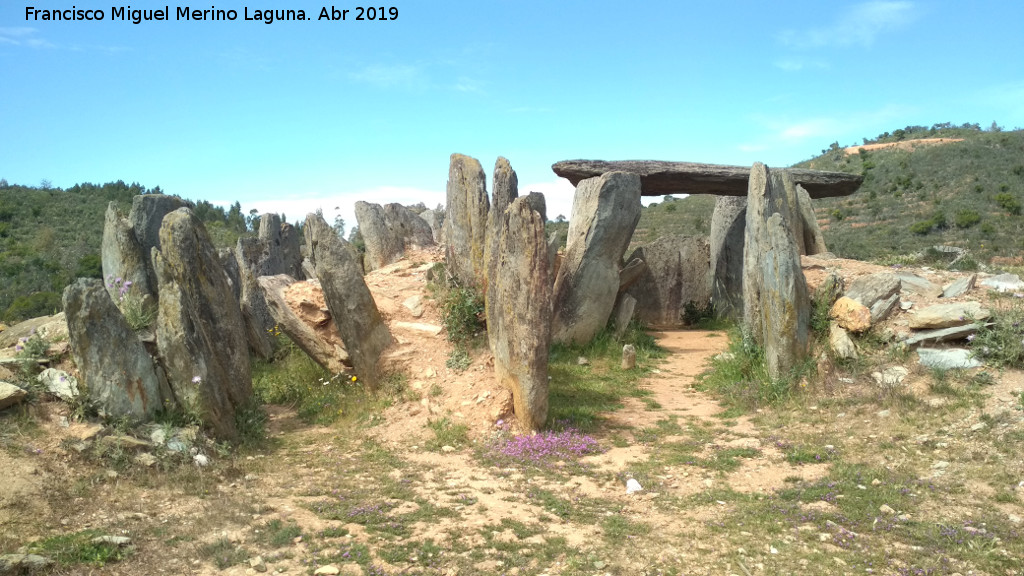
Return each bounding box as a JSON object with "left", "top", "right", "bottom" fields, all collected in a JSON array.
[
  {"left": 333, "top": 215, "right": 345, "bottom": 238},
  {"left": 555, "top": 214, "right": 566, "bottom": 223}
]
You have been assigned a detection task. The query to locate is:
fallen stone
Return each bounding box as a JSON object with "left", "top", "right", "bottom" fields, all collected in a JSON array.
[
  {"left": 917, "top": 348, "right": 982, "bottom": 370},
  {"left": 829, "top": 324, "right": 857, "bottom": 360},
  {"left": 830, "top": 297, "right": 871, "bottom": 333},
  {"left": 0, "top": 382, "right": 27, "bottom": 411},
  {"left": 980, "top": 273, "right": 1024, "bottom": 293},
  {"left": 0, "top": 554, "right": 53, "bottom": 574},
  {"left": 904, "top": 323, "right": 983, "bottom": 346},
  {"left": 942, "top": 274, "right": 976, "bottom": 298},
  {"left": 552, "top": 171, "right": 641, "bottom": 344},
  {"left": 551, "top": 159, "right": 863, "bottom": 198},
  {"left": 871, "top": 367, "right": 909, "bottom": 387},
  {"left": 100, "top": 435, "right": 154, "bottom": 450},
  {"left": 909, "top": 301, "right": 989, "bottom": 330},
  {"left": 92, "top": 535, "right": 132, "bottom": 547},
  {"left": 249, "top": 555, "right": 267, "bottom": 573},
  {"left": 895, "top": 272, "right": 942, "bottom": 298},
  {"left": 134, "top": 453, "right": 158, "bottom": 467},
  {"left": 402, "top": 295, "right": 425, "bottom": 318},
  {"left": 259, "top": 275, "right": 350, "bottom": 374},
  {"left": 845, "top": 273, "right": 901, "bottom": 323},
  {"left": 37, "top": 368, "right": 79, "bottom": 401},
  {"left": 625, "top": 478, "right": 643, "bottom": 494},
  {"left": 314, "top": 565, "right": 341, "bottom": 576},
  {"left": 393, "top": 322, "right": 443, "bottom": 335}
]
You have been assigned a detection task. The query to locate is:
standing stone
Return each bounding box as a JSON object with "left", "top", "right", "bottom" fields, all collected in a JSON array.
[
  {"left": 63, "top": 278, "right": 164, "bottom": 421},
  {"left": 279, "top": 221, "right": 305, "bottom": 279},
  {"left": 552, "top": 172, "right": 642, "bottom": 344},
  {"left": 709, "top": 196, "right": 746, "bottom": 318},
  {"left": 625, "top": 235, "right": 711, "bottom": 327},
  {"left": 101, "top": 202, "right": 154, "bottom": 306},
  {"left": 235, "top": 237, "right": 276, "bottom": 359},
  {"left": 521, "top": 192, "right": 547, "bottom": 223},
  {"left": 218, "top": 248, "right": 242, "bottom": 304},
  {"left": 488, "top": 197, "right": 551, "bottom": 430},
  {"left": 813, "top": 271, "right": 845, "bottom": 306},
  {"left": 443, "top": 154, "right": 490, "bottom": 287},
  {"left": 305, "top": 213, "right": 394, "bottom": 388},
  {"left": 128, "top": 194, "right": 189, "bottom": 293},
  {"left": 742, "top": 165, "right": 809, "bottom": 379},
  {"left": 621, "top": 344, "right": 637, "bottom": 370},
  {"left": 796, "top": 184, "right": 828, "bottom": 255},
  {"left": 355, "top": 202, "right": 434, "bottom": 272},
  {"left": 485, "top": 157, "right": 520, "bottom": 355},
  {"left": 611, "top": 293, "right": 637, "bottom": 339},
  {"left": 420, "top": 208, "right": 446, "bottom": 244},
  {"left": 155, "top": 209, "right": 252, "bottom": 439}
]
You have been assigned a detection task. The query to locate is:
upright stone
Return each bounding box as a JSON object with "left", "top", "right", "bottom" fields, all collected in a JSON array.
[
  {"left": 154, "top": 209, "right": 252, "bottom": 439},
  {"left": 796, "top": 184, "right": 828, "bottom": 255},
  {"left": 63, "top": 278, "right": 164, "bottom": 421},
  {"left": 420, "top": 208, "right": 445, "bottom": 243},
  {"left": 101, "top": 202, "right": 154, "bottom": 306},
  {"left": 625, "top": 235, "right": 711, "bottom": 327},
  {"left": 235, "top": 237, "right": 276, "bottom": 358},
  {"left": 488, "top": 197, "right": 551, "bottom": 430},
  {"left": 305, "top": 212, "right": 394, "bottom": 388},
  {"left": 551, "top": 172, "right": 641, "bottom": 344},
  {"left": 742, "top": 164, "right": 809, "bottom": 379},
  {"left": 709, "top": 196, "right": 746, "bottom": 318},
  {"left": 128, "top": 194, "right": 189, "bottom": 292},
  {"left": 279, "top": 221, "right": 305, "bottom": 279},
  {"left": 355, "top": 201, "right": 434, "bottom": 272},
  {"left": 443, "top": 154, "right": 490, "bottom": 287},
  {"left": 485, "top": 157, "right": 520, "bottom": 354}
]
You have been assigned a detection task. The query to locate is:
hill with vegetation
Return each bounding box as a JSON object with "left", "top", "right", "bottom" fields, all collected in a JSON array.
[
  {"left": 627, "top": 123, "right": 1024, "bottom": 266},
  {"left": 0, "top": 180, "right": 257, "bottom": 322}
]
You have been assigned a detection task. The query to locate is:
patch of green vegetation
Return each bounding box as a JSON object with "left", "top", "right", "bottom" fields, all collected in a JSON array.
[
  {"left": 439, "top": 283, "right": 486, "bottom": 347},
  {"left": 601, "top": 514, "right": 652, "bottom": 540},
  {"left": 695, "top": 330, "right": 806, "bottom": 412},
  {"left": 969, "top": 300, "right": 1024, "bottom": 368},
  {"left": 197, "top": 537, "right": 251, "bottom": 570},
  {"left": 251, "top": 341, "right": 365, "bottom": 425},
  {"left": 445, "top": 348, "right": 471, "bottom": 372},
  {"left": 252, "top": 519, "right": 303, "bottom": 548},
  {"left": 24, "top": 530, "right": 131, "bottom": 568},
  {"left": 426, "top": 417, "right": 469, "bottom": 450}
]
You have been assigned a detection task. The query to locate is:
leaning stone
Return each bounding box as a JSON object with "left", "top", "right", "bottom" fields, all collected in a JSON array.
[
  {"left": 155, "top": 209, "right": 253, "bottom": 439},
  {"left": 551, "top": 172, "right": 641, "bottom": 344},
  {"left": 443, "top": 153, "right": 490, "bottom": 288},
  {"left": 908, "top": 301, "right": 989, "bottom": 330},
  {"left": 830, "top": 297, "right": 871, "bottom": 333},
  {"left": 63, "top": 278, "right": 164, "bottom": 422},
  {"left": 904, "top": 323, "right": 983, "bottom": 346},
  {"left": 625, "top": 235, "right": 711, "bottom": 327},
  {"left": 0, "top": 381, "right": 27, "bottom": 411},
  {"left": 420, "top": 208, "right": 445, "bottom": 244},
  {"left": 258, "top": 275, "right": 350, "bottom": 374},
  {"left": 305, "top": 213, "right": 393, "bottom": 388},
  {"left": 795, "top": 184, "right": 828, "bottom": 255},
  {"left": 708, "top": 196, "right": 746, "bottom": 318},
  {"left": 980, "top": 273, "right": 1024, "bottom": 293},
  {"left": 487, "top": 197, "right": 551, "bottom": 430},
  {"left": 611, "top": 293, "right": 637, "bottom": 339},
  {"left": 829, "top": 324, "right": 858, "bottom": 360},
  {"left": 846, "top": 273, "right": 901, "bottom": 323},
  {"left": 942, "top": 274, "right": 976, "bottom": 298},
  {"left": 37, "top": 368, "right": 79, "bottom": 401},
  {"left": 917, "top": 348, "right": 982, "bottom": 370},
  {"left": 617, "top": 257, "right": 647, "bottom": 293}
]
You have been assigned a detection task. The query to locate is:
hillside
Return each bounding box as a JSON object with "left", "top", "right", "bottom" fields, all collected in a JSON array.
[
  {"left": 0, "top": 181, "right": 256, "bottom": 322},
  {"left": 628, "top": 124, "right": 1024, "bottom": 266}
]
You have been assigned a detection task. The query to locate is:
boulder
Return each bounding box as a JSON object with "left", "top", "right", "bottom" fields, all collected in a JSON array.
[
  {"left": 101, "top": 202, "right": 154, "bottom": 306},
  {"left": 624, "top": 235, "right": 711, "bottom": 327},
  {"left": 829, "top": 324, "right": 857, "bottom": 360},
  {"left": 63, "top": 278, "right": 165, "bottom": 421},
  {"left": 917, "top": 348, "right": 982, "bottom": 370},
  {"left": 487, "top": 197, "right": 551, "bottom": 430},
  {"left": 355, "top": 201, "right": 434, "bottom": 272},
  {"left": 259, "top": 275, "right": 351, "bottom": 373},
  {"left": 551, "top": 172, "right": 641, "bottom": 344},
  {"left": 942, "top": 273, "right": 976, "bottom": 298},
  {"left": 0, "top": 381, "right": 27, "bottom": 411},
  {"left": 128, "top": 194, "right": 189, "bottom": 292},
  {"left": 846, "top": 273, "right": 902, "bottom": 323},
  {"left": 305, "top": 213, "right": 394, "bottom": 388},
  {"left": 551, "top": 159, "right": 863, "bottom": 198},
  {"left": 708, "top": 196, "right": 746, "bottom": 318},
  {"left": 155, "top": 209, "right": 252, "bottom": 439},
  {"left": 895, "top": 272, "right": 942, "bottom": 298},
  {"left": 830, "top": 296, "right": 871, "bottom": 333},
  {"left": 37, "top": 368, "right": 78, "bottom": 401},
  {"left": 980, "top": 273, "right": 1024, "bottom": 293},
  {"left": 443, "top": 153, "right": 490, "bottom": 287},
  {"left": 909, "top": 301, "right": 990, "bottom": 330},
  {"left": 742, "top": 165, "right": 809, "bottom": 379}
]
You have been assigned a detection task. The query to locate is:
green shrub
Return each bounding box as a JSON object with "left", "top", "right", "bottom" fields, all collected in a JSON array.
[
  {"left": 970, "top": 301, "right": 1024, "bottom": 368},
  {"left": 995, "top": 192, "right": 1022, "bottom": 215},
  {"left": 910, "top": 220, "right": 935, "bottom": 235},
  {"left": 440, "top": 284, "right": 485, "bottom": 346},
  {"left": 954, "top": 209, "right": 981, "bottom": 229}
]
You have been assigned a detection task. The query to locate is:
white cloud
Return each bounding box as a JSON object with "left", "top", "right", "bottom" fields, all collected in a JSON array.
[
  {"left": 779, "top": 1, "right": 916, "bottom": 49},
  {"left": 0, "top": 27, "right": 55, "bottom": 48}
]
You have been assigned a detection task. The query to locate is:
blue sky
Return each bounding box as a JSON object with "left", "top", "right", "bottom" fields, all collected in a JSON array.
[{"left": 2, "top": 1, "right": 1023, "bottom": 228}]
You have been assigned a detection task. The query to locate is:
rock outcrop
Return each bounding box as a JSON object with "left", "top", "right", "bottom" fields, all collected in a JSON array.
[
  {"left": 624, "top": 235, "right": 711, "bottom": 327},
  {"left": 551, "top": 172, "right": 642, "bottom": 344},
  {"left": 63, "top": 278, "right": 165, "bottom": 421},
  {"left": 552, "top": 159, "right": 864, "bottom": 198},
  {"left": 155, "top": 209, "right": 253, "bottom": 439},
  {"left": 259, "top": 275, "right": 351, "bottom": 374},
  {"left": 742, "top": 164, "right": 809, "bottom": 379},
  {"left": 709, "top": 196, "right": 746, "bottom": 318},
  {"left": 305, "top": 213, "right": 394, "bottom": 388},
  {"left": 443, "top": 154, "right": 490, "bottom": 288},
  {"left": 487, "top": 197, "right": 552, "bottom": 430},
  {"left": 355, "top": 201, "right": 435, "bottom": 272}
]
